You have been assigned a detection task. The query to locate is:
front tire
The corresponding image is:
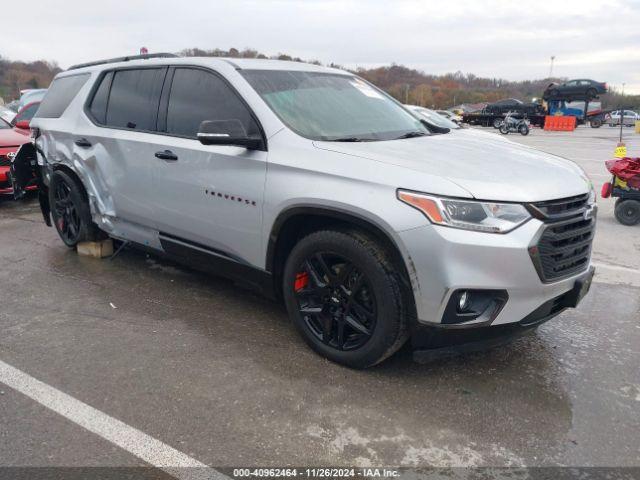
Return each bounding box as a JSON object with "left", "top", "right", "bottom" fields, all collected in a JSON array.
[
  {"left": 614, "top": 199, "right": 640, "bottom": 226},
  {"left": 519, "top": 124, "right": 530, "bottom": 135},
  {"left": 49, "top": 170, "right": 99, "bottom": 248},
  {"left": 283, "top": 230, "right": 409, "bottom": 368}
]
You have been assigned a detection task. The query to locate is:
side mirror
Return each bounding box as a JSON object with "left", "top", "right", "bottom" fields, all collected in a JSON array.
[
  {"left": 14, "top": 120, "right": 30, "bottom": 130},
  {"left": 197, "top": 120, "right": 264, "bottom": 150}
]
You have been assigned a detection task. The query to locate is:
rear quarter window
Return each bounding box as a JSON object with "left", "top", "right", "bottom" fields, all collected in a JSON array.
[
  {"left": 104, "top": 68, "right": 165, "bottom": 131},
  {"left": 88, "top": 71, "right": 114, "bottom": 124},
  {"left": 35, "top": 73, "right": 90, "bottom": 118}
]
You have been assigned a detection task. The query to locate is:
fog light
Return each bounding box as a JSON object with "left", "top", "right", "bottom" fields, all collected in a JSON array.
[
  {"left": 457, "top": 290, "right": 471, "bottom": 312},
  {"left": 443, "top": 289, "right": 509, "bottom": 325}
]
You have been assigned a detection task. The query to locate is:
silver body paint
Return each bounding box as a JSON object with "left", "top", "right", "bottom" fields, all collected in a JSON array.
[{"left": 31, "top": 57, "right": 593, "bottom": 325}]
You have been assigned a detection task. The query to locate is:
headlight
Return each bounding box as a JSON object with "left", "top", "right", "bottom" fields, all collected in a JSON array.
[{"left": 398, "top": 190, "right": 531, "bottom": 233}]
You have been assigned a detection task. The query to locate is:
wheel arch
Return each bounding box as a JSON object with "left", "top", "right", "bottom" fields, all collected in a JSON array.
[
  {"left": 266, "top": 205, "right": 417, "bottom": 310},
  {"left": 50, "top": 163, "right": 90, "bottom": 201}
]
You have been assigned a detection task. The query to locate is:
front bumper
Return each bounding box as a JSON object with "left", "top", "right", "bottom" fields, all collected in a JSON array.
[
  {"left": 0, "top": 166, "right": 13, "bottom": 194},
  {"left": 398, "top": 217, "right": 593, "bottom": 328},
  {"left": 411, "top": 266, "right": 594, "bottom": 362},
  {"left": 0, "top": 165, "right": 38, "bottom": 195}
]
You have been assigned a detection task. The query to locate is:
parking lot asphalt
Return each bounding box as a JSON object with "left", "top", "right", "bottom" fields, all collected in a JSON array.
[{"left": 0, "top": 126, "right": 639, "bottom": 472}]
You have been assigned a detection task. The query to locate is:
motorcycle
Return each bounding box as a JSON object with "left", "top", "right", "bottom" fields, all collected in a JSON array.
[{"left": 499, "top": 112, "right": 530, "bottom": 135}]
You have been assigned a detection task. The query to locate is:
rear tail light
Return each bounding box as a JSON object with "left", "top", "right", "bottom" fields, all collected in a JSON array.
[{"left": 601, "top": 182, "right": 612, "bottom": 198}]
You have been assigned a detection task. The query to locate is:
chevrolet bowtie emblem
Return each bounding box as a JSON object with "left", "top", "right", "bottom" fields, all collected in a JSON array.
[{"left": 6, "top": 152, "right": 16, "bottom": 160}]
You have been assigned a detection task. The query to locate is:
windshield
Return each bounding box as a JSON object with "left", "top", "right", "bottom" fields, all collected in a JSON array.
[
  {"left": 240, "top": 70, "right": 429, "bottom": 141},
  {"left": 18, "top": 90, "right": 46, "bottom": 110},
  {"left": 409, "top": 107, "right": 459, "bottom": 129},
  {"left": 0, "top": 117, "right": 10, "bottom": 129}
]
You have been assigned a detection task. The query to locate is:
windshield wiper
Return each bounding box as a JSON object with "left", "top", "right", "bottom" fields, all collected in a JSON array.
[
  {"left": 395, "top": 131, "right": 428, "bottom": 140},
  {"left": 331, "top": 137, "right": 366, "bottom": 142}
]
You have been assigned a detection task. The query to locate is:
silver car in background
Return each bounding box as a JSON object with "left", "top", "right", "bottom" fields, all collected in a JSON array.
[
  {"left": 14, "top": 55, "right": 596, "bottom": 367},
  {"left": 606, "top": 110, "right": 638, "bottom": 127},
  {"left": 405, "top": 105, "right": 460, "bottom": 130}
]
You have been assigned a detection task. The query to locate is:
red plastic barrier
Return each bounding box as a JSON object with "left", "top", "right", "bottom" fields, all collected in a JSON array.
[{"left": 544, "top": 116, "right": 576, "bottom": 131}]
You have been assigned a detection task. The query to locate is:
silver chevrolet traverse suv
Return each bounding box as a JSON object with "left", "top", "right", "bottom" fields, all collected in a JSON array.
[{"left": 13, "top": 54, "right": 596, "bottom": 368}]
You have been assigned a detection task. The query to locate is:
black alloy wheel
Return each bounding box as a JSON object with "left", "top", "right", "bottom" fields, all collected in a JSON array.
[
  {"left": 283, "top": 230, "right": 409, "bottom": 368},
  {"left": 49, "top": 170, "right": 99, "bottom": 248},
  {"left": 53, "top": 180, "right": 81, "bottom": 245},
  {"left": 293, "top": 252, "right": 376, "bottom": 351}
]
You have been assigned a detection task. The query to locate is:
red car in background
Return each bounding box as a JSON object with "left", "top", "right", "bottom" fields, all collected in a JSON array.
[{"left": 0, "top": 102, "right": 39, "bottom": 195}]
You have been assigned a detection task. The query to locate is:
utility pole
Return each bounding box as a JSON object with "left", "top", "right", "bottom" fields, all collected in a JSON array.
[
  {"left": 619, "top": 83, "right": 625, "bottom": 143},
  {"left": 549, "top": 56, "right": 555, "bottom": 78}
]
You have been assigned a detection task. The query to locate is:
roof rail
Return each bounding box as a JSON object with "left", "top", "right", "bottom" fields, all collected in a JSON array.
[{"left": 68, "top": 53, "right": 178, "bottom": 71}]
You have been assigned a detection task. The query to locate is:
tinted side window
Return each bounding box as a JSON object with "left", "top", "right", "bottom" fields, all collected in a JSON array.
[
  {"left": 34, "top": 74, "right": 89, "bottom": 118},
  {"left": 89, "top": 71, "right": 113, "bottom": 124},
  {"left": 166, "top": 68, "right": 259, "bottom": 138},
  {"left": 106, "top": 68, "right": 165, "bottom": 131}
]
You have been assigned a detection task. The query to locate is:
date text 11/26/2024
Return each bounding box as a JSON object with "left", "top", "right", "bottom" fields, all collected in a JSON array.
[{"left": 232, "top": 468, "right": 400, "bottom": 478}]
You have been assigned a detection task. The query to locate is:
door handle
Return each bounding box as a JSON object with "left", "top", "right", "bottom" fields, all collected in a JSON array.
[
  {"left": 155, "top": 150, "right": 178, "bottom": 161},
  {"left": 74, "top": 138, "right": 92, "bottom": 148}
]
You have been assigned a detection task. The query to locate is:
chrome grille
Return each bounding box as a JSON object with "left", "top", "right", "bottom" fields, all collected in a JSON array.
[
  {"left": 529, "top": 195, "right": 595, "bottom": 282},
  {"left": 528, "top": 193, "right": 589, "bottom": 220}
]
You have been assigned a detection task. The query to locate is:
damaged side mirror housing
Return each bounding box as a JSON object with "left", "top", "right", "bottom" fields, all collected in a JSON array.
[{"left": 197, "top": 120, "right": 264, "bottom": 150}]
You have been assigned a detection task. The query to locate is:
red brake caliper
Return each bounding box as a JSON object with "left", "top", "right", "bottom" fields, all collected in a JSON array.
[{"left": 294, "top": 272, "right": 309, "bottom": 292}]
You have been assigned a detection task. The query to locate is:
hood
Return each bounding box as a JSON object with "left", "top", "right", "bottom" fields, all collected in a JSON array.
[
  {"left": 313, "top": 132, "right": 590, "bottom": 202},
  {"left": 0, "top": 127, "right": 30, "bottom": 148}
]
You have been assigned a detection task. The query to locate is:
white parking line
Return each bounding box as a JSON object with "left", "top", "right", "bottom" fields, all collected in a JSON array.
[{"left": 0, "top": 359, "right": 226, "bottom": 480}]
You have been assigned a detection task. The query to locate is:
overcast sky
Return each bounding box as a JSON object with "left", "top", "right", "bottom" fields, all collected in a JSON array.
[{"left": 3, "top": 0, "right": 640, "bottom": 93}]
